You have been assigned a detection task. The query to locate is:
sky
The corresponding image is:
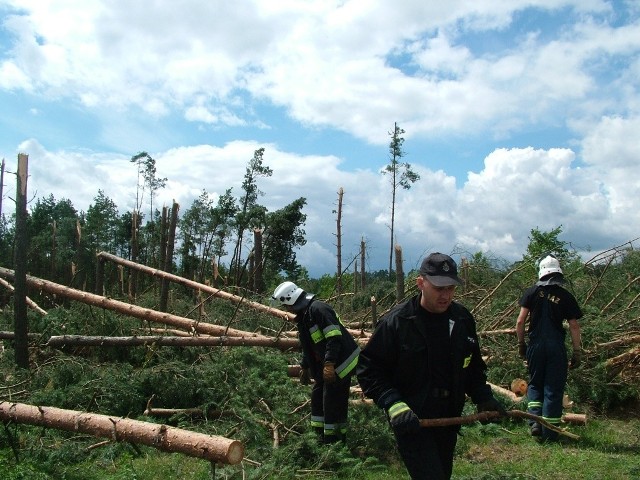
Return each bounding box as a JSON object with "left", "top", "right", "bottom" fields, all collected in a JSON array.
[{"left": 0, "top": 0, "right": 639, "bottom": 278}]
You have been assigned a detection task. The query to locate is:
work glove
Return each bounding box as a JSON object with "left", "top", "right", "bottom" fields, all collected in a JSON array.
[
  {"left": 299, "top": 367, "right": 311, "bottom": 385},
  {"left": 387, "top": 401, "right": 420, "bottom": 435},
  {"left": 518, "top": 341, "right": 527, "bottom": 359},
  {"left": 477, "top": 397, "right": 507, "bottom": 424},
  {"left": 570, "top": 349, "right": 582, "bottom": 369},
  {"left": 322, "top": 362, "right": 336, "bottom": 384}
]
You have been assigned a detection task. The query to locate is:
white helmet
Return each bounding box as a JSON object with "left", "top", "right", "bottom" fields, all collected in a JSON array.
[
  {"left": 272, "top": 281, "right": 304, "bottom": 306},
  {"left": 538, "top": 255, "right": 563, "bottom": 280}
]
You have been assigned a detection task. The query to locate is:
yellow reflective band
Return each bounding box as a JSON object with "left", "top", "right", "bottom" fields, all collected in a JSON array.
[
  {"left": 388, "top": 402, "right": 410, "bottom": 419},
  {"left": 463, "top": 354, "right": 472, "bottom": 368}
]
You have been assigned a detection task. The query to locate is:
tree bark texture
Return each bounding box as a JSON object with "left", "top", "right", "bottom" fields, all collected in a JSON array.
[
  {"left": 159, "top": 202, "right": 179, "bottom": 312},
  {"left": 0, "top": 401, "right": 244, "bottom": 464},
  {"left": 13, "top": 153, "right": 29, "bottom": 369},
  {"left": 394, "top": 244, "right": 404, "bottom": 302}
]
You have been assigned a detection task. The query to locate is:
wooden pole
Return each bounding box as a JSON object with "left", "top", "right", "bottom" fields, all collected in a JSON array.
[
  {"left": 419, "top": 410, "right": 581, "bottom": 439},
  {"left": 0, "top": 401, "right": 244, "bottom": 464}
]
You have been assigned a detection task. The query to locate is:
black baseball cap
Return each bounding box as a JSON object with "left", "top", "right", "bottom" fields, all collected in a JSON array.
[{"left": 419, "top": 253, "right": 463, "bottom": 287}]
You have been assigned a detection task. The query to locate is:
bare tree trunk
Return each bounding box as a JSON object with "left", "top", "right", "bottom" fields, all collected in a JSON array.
[
  {"left": 14, "top": 153, "right": 29, "bottom": 369},
  {"left": 0, "top": 401, "right": 244, "bottom": 464},
  {"left": 461, "top": 257, "right": 469, "bottom": 292},
  {"left": 160, "top": 202, "right": 179, "bottom": 312},
  {"left": 95, "top": 256, "right": 105, "bottom": 296},
  {"left": 370, "top": 296, "right": 377, "bottom": 329},
  {"left": 336, "top": 187, "right": 343, "bottom": 299},
  {"left": 360, "top": 238, "right": 366, "bottom": 289},
  {"left": 51, "top": 220, "right": 57, "bottom": 279},
  {"left": 159, "top": 206, "right": 168, "bottom": 287},
  {"left": 354, "top": 261, "right": 358, "bottom": 295},
  {"left": 0, "top": 158, "right": 4, "bottom": 218},
  {"left": 253, "top": 228, "right": 264, "bottom": 293},
  {"left": 394, "top": 244, "right": 404, "bottom": 303},
  {"left": 129, "top": 210, "right": 139, "bottom": 301}
]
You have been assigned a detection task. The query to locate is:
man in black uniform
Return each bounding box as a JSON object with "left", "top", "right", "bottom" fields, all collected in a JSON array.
[
  {"left": 357, "top": 253, "right": 505, "bottom": 480},
  {"left": 516, "top": 255, "right": 582, "bottom": 441},
  {"left": 273, "top": 281, "right": 360, "bottom": 443}
]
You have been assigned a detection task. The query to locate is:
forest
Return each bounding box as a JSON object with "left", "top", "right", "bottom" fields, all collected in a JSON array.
[{"left": 0, "top": 150, "right": 639, "bottom": 479}]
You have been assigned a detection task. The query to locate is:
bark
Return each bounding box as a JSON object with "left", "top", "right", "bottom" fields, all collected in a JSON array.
[
  {"left": 419, "top": 411, "right": 581, "bottom": 439},
  {"left": 336, "top": 187, "right": 343, "bottom": 299},
  {"left": 253, "top": 228, "right": 264, "bottom": 293},
  {"left": 160, "top": 202, "right": 179, "bottom": 312},
  {"left": 96, "top": 252, "right": 294, "bottom": 322},
  {"left": 14, "top": 153, "right": 29, "bottom": 369},
  {"left": 360, "top": 238, "right": 366, "bottom": 290},
  {"left": 0, "top": 401, "right": 244, "bottom": 464},
  {"left": 394, "top": 244, "right": 404, "bottom": 302},
  {"left": 488, "top": 382, "right": 525, "bottom": 403},
  {"left": 46, "top": 335, "right": 300, "bottom": 351},
  {"left": 0, "top": 268, "right": 273, "bottom": 339}
]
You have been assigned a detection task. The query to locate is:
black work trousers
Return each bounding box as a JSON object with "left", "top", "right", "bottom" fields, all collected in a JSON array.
[
  {"left": 394, "top": 426, "right": 458, "bottom": 480},
  {"left": 310, "top": 374, "right": 351, "bottom": 442}
]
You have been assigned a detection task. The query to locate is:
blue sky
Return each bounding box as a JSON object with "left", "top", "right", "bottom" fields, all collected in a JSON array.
[{"left": 1, "top": 0, "right": 639, "bottom": 278}]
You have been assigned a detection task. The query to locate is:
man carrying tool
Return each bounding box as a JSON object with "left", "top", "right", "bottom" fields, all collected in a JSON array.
[
  {"left": 357, "top": 253, "right": 506, "bottom": 480},
  {"left": 516, "top": 254, "right": 582, "bottom": 442},
  {"left": 272, "top": 281, "right": 360, "bottom": 444}
]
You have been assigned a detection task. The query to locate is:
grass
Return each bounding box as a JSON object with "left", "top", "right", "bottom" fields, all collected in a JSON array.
[{"left": 2, "top": 409, "right": 639, "bottom": 479}]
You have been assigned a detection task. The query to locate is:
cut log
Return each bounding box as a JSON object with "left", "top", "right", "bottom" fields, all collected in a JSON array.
[
  {"left": 46, "top": 335, "right": 300, "bottom": 352},
  {"left": 0, "top": 267, "right": 271, "bottom": 340},
  {"left": 488, "top": 382, "right": 525, "bottom": 403},
  {"left": 0, "top": 401, "right": 244, "bottom": 464}
]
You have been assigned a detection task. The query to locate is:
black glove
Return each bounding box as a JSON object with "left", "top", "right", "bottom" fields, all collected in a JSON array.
[
  {"left": 299, "top": 367, "right": 311, "bottom": 385},
  {"left": 518, "top": 341, "right": 527, "bottom": 359},
  {"left": 570, "top": 350, "right": 582, "bottom": 369},
  {"left": 477, "top": 397, "right": 507, "bottom": 424},
  {"left": 388, "top": 401, "right": 420, "bottom": 435}
]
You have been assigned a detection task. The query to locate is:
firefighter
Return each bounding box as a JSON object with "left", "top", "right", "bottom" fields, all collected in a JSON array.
[
  {"left": 516, "top": 254, "right": 583, "bottom": 441},
  {"left": 273, "top": 281, "right": 360, "bottom": 443},
  {"left": 357, "top": 253, "right": 506, "bottom": 479}
]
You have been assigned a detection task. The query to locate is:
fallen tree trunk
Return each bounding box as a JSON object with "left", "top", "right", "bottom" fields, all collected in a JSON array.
[
  {"left": 0, "top": 401, "right": 244, "bottom": 464},
  {"left": 0, "top": 268, "right": 271, "bottom": 340},
  {"left": 488, "top": 382, "right": 525, "bottom": 403},
  {"left": 0, "top": 331, "right": 42, "bottom": 341},
  {"left": 46, "top": 335, "right": 300, "bottom": 351},
  {"left": 97, "top": 252, "right": 293, "bottom": 322}
]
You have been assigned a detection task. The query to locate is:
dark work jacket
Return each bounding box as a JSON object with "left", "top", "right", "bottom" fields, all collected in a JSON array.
[
  {"left": 519, "top": 284, "right": 583, "bottom": 343},
  {"left": 356, "top": 294, "right": 493, "bottom": 417},
  {"left": 297, "top": 299, "right": 360, "bottom": 380}
]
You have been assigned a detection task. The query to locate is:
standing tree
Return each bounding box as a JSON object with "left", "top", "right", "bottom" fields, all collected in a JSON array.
[
  {"left": 230, "top": 148, "right": 272, "bottom": 284},
  {"left": 382, "top": 123, "right": 420, "bottom": 275},
  {"left": 262, "top": 197, "right": 307, "bottom": 279}
]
